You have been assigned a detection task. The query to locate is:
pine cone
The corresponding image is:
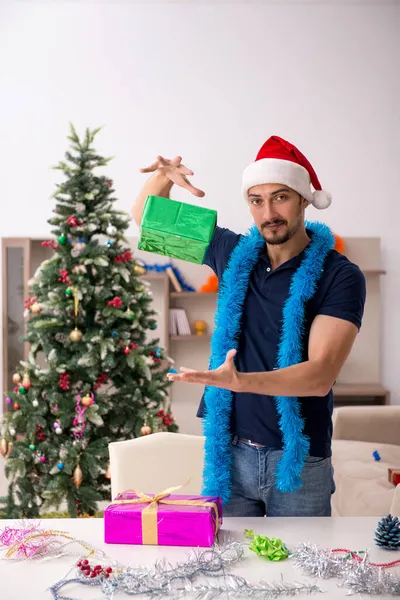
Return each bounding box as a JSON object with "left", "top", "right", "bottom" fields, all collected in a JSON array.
[{"left": 375, "top": 514, "right": 400, "bottom": 550}]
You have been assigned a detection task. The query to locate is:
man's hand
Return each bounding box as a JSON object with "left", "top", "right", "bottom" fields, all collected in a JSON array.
[
  {"left": 167, "top": 349, "right": 241, "bottom": 391},
  {"left": 140, "top": 155, "right": 205, "bottom": 198}
]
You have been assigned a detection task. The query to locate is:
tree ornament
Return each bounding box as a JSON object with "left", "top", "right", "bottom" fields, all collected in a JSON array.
[
  {"left": 5, "top": 397, "right": 11, "bottom": 405},
  {"left": 124, "top": 308, "right": 135, "bottom": 321},
  {"left": 18, "top": 386, "right": 26, "bottom": 395},
  {"left": 13, "top": 402, "right": 20, "bottom": 410},
  {"left": 58, "top": 234, "right": 68, "bottom": 246},
  {"left": 55, "top": 427, "right": 63, "bottom": 435},
  {"left": 106, "top": 224, "right": 117, "bottom": 236},
  {"left": 69, "top": 288, "right": 83, "bottom": 342},
  {"left": 57, "top": 462, "right": 64, "bottom": 470},
  {"left": 29, "top": 444, "right": 36, "bottom": 451},
  {"left": 7, "top": 441, "right": 13, "bottom": 456},
  {"left": 81, "top": 393, "right": 94, "bottom": 407},
  {"left": 66, "top": 287, "right": 73, "bottom": 296},
  {"left": 30, "top": 302, "right": 41, "bottom": 314},
  {"left": 40, "top": 455, "right": 46, "bottom": 463},
  {"left": 375, "top": 514, "right": 400, "bottom": 550},
  {"left": 69, "top": 327, "right": 83, "bottom": 342},
  {"left": 0, "top": 438, "right": 8, "bottom": 457},
  {"left": 22, "top": 374, "right": 31, "bottom": 389},
  {"left": 9, "top": 427, "right": 16, "bottom": 436},
  {"left": 73, "top": 464, "right": 83, "bottom": 488},
  {"left": 134, "top": 264, "right": 146, "bottom": 275},
  {"left": 140, "top": 424, "right": 152, "bottom": 436},
  {"left": 32, "top": 399, "right": 39, "bottom": 408},
  {"left": 124, "top": 347, "right": 131, "bottom": 355},
  {"left": 12, "top": 373, "right": 21, "bottom": 384}
]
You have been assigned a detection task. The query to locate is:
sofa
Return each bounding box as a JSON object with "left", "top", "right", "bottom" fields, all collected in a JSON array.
[{"left": 332, "top": 405, "right": 400, "bottom": 517}]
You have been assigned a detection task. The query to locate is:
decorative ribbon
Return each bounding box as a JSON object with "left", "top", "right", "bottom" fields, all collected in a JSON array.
[
  {"left": 72, "top": 392, "right": 94, "bottom": 438},
  {"left": 244, "top": 529, "right": 289, "bottom": 561},
  {"left": 110, "top": 482, "right": 220, "bottom": 545}
]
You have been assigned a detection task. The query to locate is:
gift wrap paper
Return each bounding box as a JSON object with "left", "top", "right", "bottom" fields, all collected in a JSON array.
[
  {"left": 138, "top": 195, "right": 217, "bottom": 264},
  {"left": 104, "top": 489, "right": 223, "bottom": 547},
  {"left": 388, "top": 468, "right": 400, "bottom": 486}
]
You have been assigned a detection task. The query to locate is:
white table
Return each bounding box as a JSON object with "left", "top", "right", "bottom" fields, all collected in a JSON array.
[{"left": 0, "top": 516, "right": 397, "bottom": 599}]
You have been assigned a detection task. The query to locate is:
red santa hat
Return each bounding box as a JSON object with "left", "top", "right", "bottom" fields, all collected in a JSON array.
[{"left": 241, "top": 135, "right": 332, "bottom": 210}]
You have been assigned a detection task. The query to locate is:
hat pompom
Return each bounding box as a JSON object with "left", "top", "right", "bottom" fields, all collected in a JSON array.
[{"left": 312, "top": 190, "right": 332, "bottom": 210}]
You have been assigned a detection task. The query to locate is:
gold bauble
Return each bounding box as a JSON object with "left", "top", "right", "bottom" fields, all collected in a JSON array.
[
  {"left": 73, "top": 464, "right": 83, "bottom": 489},
  {"left": 105, "top": 463, "right": 111, "bottom": 480},
  {"left": 193, "top": 320, "right": 207, "bottom": 336},
  {"left": 31, "top": 302, "right": 41, "bottom": 314},
  {"left": 81, "top": 394, "right": 93, "bottom": 407},
  {"left": 140, "top": 425, "right": 152, "bottom": 436},
  {"left": 0, "top": 438, "right": 8, "bottom": 457},
  {"left": 69, "top": 328, "right": 83, "bottom": 342},
  {"left": 134, "top": 265, "right": 146, "bottom": 275},
  {"left": 7, "top": 442, "right": 13, "bottom": 456},
  {"left": 12, "top": 373, "right": 21, "bottom": 384}
]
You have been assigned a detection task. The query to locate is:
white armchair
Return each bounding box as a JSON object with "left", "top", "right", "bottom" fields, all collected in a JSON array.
[{"left": 108, "top": 432, "right": 205, "bottom": 500}]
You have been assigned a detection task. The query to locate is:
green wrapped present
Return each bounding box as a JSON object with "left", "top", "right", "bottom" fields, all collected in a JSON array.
[{"left": 138, "top": 195, "right": 217, "bottom": 264}]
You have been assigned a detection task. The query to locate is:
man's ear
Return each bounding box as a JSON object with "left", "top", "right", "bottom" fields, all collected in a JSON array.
[{"left": 300, "top": 195, "right": 309, "bottom": 208}]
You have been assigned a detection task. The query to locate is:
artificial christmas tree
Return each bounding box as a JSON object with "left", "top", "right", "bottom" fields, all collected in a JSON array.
[
  {"left": 374, "top": 514, "right": 400, "bottom": 550},
  {"left": 0, "top": 125, "right": 178, "bottom": 518}
]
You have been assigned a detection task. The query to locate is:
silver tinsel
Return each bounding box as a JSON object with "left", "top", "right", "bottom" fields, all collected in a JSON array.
[
  {"left": 50, "top": 542, "right": 323, "bottom": 600},
  {"left": 292, "top": 541, "right": 400, "bottom": 596}
]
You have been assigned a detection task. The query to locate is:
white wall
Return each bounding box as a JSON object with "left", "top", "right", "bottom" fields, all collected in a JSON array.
[{"left": 0, "top": 1, "right": 399, "bottom": 402}]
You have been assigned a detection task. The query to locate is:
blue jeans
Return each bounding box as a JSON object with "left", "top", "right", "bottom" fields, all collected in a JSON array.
[{"left": 223, "top": 438, "right": 336, "bottom": 517}]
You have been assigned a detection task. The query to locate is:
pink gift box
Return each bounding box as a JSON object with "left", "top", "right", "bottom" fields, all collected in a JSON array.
[{"left": 104, "top": 491, "right": 223, "bottom": 547}]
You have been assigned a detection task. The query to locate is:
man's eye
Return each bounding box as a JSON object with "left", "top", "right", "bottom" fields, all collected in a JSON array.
[
  {"left": 251, "top": 198, "right": 261, "bottom": 205},
  {"left": 274, "top": 195, "right": 287, "bottom": 202}
]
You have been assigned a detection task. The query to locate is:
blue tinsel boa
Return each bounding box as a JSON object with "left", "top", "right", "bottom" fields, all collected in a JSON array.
[{"left": 201, "top": 220, "right": 335, "bottom": 504}]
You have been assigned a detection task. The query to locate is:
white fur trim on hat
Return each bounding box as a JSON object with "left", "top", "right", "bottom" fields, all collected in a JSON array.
[{"left": 241, "top": 158, "right": 330, "bottom": 210}]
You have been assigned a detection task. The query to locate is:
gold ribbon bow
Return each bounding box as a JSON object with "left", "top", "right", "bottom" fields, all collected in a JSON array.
[{"left": 110, "top": 481, "right": 220, "bottom": 545}]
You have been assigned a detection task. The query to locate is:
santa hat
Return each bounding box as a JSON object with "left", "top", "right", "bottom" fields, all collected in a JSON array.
[{"left": 241, "top": 135, "right": 332, "bottom": 210}]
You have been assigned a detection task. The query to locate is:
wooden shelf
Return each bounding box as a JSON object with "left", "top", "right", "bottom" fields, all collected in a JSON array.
[
  {"left": 170, "top": 292, "right": 217, "bottom": 298},
  {"left": 362, "top": 269, "right": 386, "bottom": 275},
  {"left": 169, "top": 335, "right": 211, "bottom": 341},
  {"left": 333, "top": 383, "right": 390, "bottom": 405},
  {"left": 334, "top": 383, "right": 388, "bottom": 395}
]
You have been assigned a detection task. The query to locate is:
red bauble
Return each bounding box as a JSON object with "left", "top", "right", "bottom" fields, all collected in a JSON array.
[
  {"left": 13, "top": 403, "right": 20, "bottom": 411},
  {"left": 124, "top": 347, "right": 131, "bottom": 355}
]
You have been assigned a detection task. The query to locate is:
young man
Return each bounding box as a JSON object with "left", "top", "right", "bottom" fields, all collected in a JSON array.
[{"left": 133, "top": 136, "right": 366, "bottom": 518}]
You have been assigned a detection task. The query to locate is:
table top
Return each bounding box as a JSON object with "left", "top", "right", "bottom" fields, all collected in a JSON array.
[{"left": 0, "top": 516, "right": 397, "bottom": 599}]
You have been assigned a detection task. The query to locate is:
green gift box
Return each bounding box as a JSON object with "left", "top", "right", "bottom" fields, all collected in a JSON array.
[{"left": 138, "top": 195, "right": 217, "bottom": 264}]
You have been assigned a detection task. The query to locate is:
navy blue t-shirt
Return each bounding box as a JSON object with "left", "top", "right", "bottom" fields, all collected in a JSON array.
[{"left": 197, "top": 226, "right": 366, "bottom": 458}]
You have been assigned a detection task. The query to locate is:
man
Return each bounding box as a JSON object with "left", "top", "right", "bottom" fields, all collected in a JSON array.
[{"left": 133, "top": 136, "right": 366, "bottom": 518}]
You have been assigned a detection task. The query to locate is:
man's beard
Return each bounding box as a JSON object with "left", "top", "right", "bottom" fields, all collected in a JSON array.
[{"left": 261, "top": 215, "right": 302, "bottom": 246}]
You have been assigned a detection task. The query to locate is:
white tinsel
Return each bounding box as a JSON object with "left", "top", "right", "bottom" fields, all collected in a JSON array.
[
  {"left": 292, "top": 541, "right": 400, "bottom": 596},
  {"left": 50, "top": 542, "right": 323, "bottom": 600}
]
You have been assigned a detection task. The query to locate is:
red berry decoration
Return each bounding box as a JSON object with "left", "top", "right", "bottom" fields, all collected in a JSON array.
[
  {"left": 41, "top": 240, "right": 59, "bottom": 249},
  {"left": 104, "top": 178, "right": 113, "bottom": 188},
  {"left": 67, "top": 215, "right": 82, "bottom": 227},
  {"left": 108, "top": 297, "right": 123, "bottom": 308},
  {"left": 59, "top": 372, "right": 70, "bottom": 391},
  {"left": 93, "top": 373, "right": 108, "bottom": 390},
  {"left": 58, "top": 269, "right": 70, "bottom": 284},
  {"left": 114, "top": 250, "right": 133, "bottom": 264}
]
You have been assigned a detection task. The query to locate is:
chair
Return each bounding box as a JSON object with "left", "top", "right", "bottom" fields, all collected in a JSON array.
[{"left": 108, "top": 432, "right": 205, "bottom": 500}]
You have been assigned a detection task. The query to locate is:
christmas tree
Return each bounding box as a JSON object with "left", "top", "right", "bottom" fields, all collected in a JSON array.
[{"left": 0, "top": 125, "right": 178, "bottom": 518}]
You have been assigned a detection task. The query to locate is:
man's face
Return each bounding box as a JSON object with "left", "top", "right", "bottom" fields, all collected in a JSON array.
[{"left": 248, "top": 183, "right": 308, "bottom": 245}]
